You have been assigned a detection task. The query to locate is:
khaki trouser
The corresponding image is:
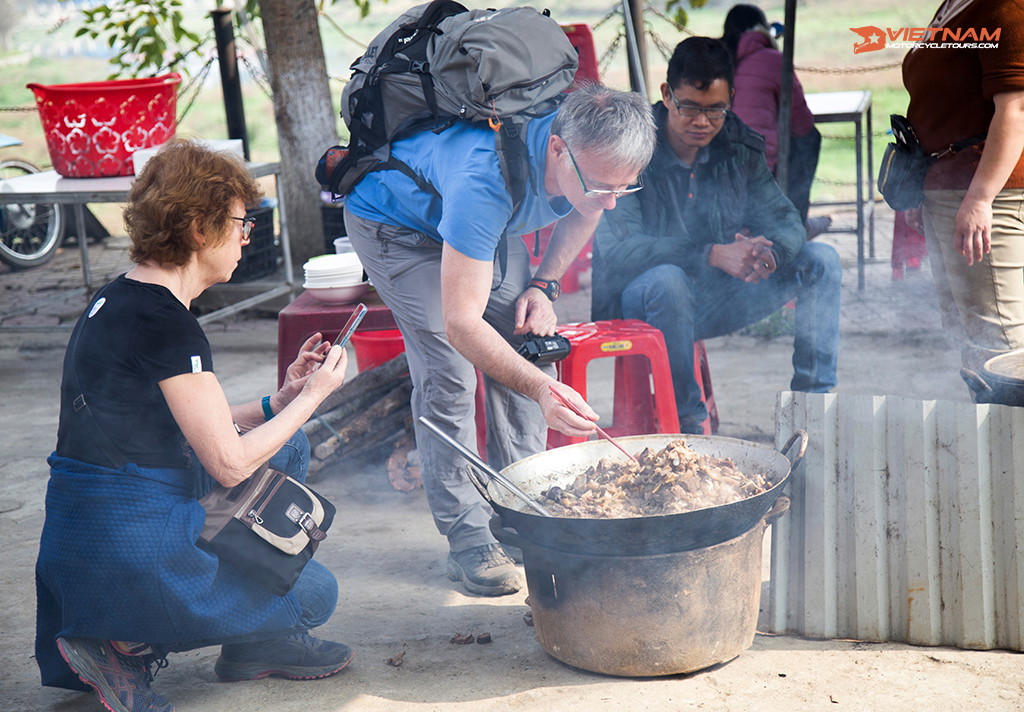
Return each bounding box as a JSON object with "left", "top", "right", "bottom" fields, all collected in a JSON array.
[
  {"left": 344, "top": 211, "right": 553, "bottom": 553},
  {"left": 923, "top": 188, "right": 1024, "bottom": 372}
]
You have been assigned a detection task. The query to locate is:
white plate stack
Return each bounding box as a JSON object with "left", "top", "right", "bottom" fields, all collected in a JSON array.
[{"left": 302, "top": 253, "right": 369, "bottom": 304}]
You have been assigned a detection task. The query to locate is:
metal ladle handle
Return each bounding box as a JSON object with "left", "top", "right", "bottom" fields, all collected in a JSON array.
[{"left": 417, "top": 416, "right": 554, "bottom": 518}]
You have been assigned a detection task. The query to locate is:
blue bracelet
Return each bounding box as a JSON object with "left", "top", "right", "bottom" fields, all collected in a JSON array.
[{"left": 261, "top": 395, "right": 275, "bottom": 421}]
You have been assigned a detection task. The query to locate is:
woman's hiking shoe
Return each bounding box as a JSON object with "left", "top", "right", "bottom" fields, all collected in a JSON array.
[
  {"left": 214, "top": 632, "right": 353, "bottom": 681},
  {"left": 447, "top": 543, "right": 522, "bottom": 596},
  {"left": 55, "top": 637, "right": 173, "bottom": 712}
]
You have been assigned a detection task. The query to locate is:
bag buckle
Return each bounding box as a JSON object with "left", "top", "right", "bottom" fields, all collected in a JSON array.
[
  {"left": 286, "top": 504, "right": 328, "bottom": 541},
  {"left": 73, "top": 394, "right": 87, "bottom": 412}
]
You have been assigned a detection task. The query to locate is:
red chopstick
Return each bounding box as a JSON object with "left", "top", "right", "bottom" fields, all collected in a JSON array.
[{"left": 548, "top": 385, "right": 638, "bottom": 462}]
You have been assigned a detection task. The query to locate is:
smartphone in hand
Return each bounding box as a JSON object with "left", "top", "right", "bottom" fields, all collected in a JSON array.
[{"left": 335, "top": 303, "right": 368, "bottom": 349}]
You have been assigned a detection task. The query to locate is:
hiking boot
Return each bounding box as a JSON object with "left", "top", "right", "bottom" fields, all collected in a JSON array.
[
  {"left": 500, "top": 542, "right": 524, "bottom": 565},
  {"left": 55, "top": 637, "right": 173, "bottom": 712},
  {"left": 214, "top": 632, "right": 353, "bottom": 682},
  {"left": 447, "top": 543, "right": 522, "bottom": 596}
]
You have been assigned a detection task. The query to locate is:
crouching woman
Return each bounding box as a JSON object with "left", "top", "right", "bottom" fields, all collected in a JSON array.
[{"left": 35, "top": 139, "right": 352, "bottom": 712}]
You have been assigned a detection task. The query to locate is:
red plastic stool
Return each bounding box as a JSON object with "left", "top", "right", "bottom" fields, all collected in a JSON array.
[{"left": 549, "top": 320, "right": 680, "bottom": 448}]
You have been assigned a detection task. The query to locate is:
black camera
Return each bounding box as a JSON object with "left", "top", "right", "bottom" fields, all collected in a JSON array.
[{"left": 516, "top": 333, "right": 571, "bottom": 363}]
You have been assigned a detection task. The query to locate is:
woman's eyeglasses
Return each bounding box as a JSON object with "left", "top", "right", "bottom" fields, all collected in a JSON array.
[
  {"left": 563, "top": 142, "right": 643, "bottom": 198},
  {"left": 668, "top": 92, "right": 729, "bottom": 122},
  {"left": 231, "top": 216, "right": 257, "bottom": 245}
]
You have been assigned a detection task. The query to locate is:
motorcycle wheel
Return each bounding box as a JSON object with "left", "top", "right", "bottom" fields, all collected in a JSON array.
[{"left": 0, "top": 159, "right": 64, "bottom": 270}]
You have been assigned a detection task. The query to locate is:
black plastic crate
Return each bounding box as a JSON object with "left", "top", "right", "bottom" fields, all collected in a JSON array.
[
  {"left": 322, "top": 203, "right": 347, "bottom": 254},
  {"left": 230, "top": 205, "right": 278, "bottom": 283}
]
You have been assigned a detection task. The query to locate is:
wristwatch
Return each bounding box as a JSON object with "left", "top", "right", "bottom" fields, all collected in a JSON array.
[{"left": 527, "top": 278, "right": 561, "bottom": 301}]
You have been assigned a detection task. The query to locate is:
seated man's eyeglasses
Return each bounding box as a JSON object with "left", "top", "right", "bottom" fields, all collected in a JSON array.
[
  {"left": 231, "top": 216, "right": 257, "bottom": 245},
  {"left": 669, "top": 92, "right": 730, "bottom": 121},
  {"left": 563, "top": 141, "right": 644, "bottom": 198}
]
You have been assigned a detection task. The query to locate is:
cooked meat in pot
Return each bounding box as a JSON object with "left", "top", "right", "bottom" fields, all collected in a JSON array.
[{"left": 540, "top": 439, "right": 772, "bottom": 518}]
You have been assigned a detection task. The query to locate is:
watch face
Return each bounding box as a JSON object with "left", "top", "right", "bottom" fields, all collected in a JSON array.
[{"left": 532, "top": 280, "right": 559, "bottom": 300}]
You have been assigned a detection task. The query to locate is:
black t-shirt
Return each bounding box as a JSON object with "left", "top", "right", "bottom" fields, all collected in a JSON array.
[{"left": 56, "top": 275, "right": 214, "bottom": 469}]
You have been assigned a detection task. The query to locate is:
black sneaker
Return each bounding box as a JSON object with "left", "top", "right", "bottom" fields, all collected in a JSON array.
[
  {"left": 56, "top": 637, "right": 173, "bottom": 712},
  {"left": 214, "top": 632, "right": 353, "bottom": 682},
  {"left": 678, "top": 415, "right": 707, "bottom": 435},
  {"left": 447, "top": 543, "right": 522, "bottom": 596},
  {"left": 806, "top": 215, "right": 833, "bottom": 240}
]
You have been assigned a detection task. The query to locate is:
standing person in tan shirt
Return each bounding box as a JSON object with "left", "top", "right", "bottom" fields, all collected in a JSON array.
[{"left": 903, "top": 0, "right": 1024, "bottom": 388}]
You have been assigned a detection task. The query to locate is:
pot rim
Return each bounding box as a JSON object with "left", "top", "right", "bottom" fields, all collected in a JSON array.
[{"left": 490, "top": 432, "right": 799, "bottom": 520}]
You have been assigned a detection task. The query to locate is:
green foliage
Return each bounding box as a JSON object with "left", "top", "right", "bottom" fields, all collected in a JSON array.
[
  {"left": 70, "top": 0, "right": 376, "bottom": 80},
  {"left": 75, "top": 0, "right": 204, "bottom": 78},
  {"left": 665, "top": 0, "right": 708, "bottom": 30}
]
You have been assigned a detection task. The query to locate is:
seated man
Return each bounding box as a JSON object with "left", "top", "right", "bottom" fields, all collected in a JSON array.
[{"left": 592, "top": 36, "right": 841, "bottom": 433}]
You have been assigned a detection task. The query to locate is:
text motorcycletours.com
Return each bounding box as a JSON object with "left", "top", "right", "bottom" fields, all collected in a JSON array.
[{"left": 888, "top": 42, "right": 998, "bottom": 49}]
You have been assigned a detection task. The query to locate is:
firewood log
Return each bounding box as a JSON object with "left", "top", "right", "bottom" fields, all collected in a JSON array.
[
  {"left": 313, "top": 381, "right": 413, "bottom": 460},
  {"left": 317, "top": 351, "right": 409, "bottom": 414}
]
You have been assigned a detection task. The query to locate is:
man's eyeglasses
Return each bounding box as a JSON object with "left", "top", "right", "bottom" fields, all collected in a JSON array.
[
  {"left": 669, "top": 92, "right": 730, "bottom": 122},
  {"left": 563, "top": 142, "right": 643, "bottom": 198},
  {"left": 231, "top": 216, "right": 257, "bottom": 245}
]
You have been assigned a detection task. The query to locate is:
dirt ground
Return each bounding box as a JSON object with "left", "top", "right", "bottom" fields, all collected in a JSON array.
[{"left": 4, "top": 210, "right": 1024, "bottom": 711}]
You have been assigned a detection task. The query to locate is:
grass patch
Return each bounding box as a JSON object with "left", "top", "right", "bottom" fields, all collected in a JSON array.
[{"left": 740, "top": 304, "right": 796, "bottom": 340}]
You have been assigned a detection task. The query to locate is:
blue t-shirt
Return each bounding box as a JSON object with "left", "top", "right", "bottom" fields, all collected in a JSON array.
[{"left": 345, "top": 112, "right": 573, "bottom": 261}]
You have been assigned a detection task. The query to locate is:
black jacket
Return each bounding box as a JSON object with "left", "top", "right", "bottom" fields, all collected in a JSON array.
[{"left": 592, "top": 103, "right": 806, "bottom": 320}]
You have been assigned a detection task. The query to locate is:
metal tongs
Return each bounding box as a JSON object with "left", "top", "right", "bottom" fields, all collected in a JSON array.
[{"left": 418, "top": 416, "right": 554, "bottom": 517}]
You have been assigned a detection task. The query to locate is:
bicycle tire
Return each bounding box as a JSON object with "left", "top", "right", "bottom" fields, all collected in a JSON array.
[{"left": 0, "top": 159, "right": 64, "bottom": 270}]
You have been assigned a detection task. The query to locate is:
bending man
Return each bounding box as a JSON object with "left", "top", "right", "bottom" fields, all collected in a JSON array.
[{"left": 345, "top": 85, "right": 656, "bottom": 595}]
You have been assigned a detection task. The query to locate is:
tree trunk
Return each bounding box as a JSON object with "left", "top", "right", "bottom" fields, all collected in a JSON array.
[{"left": 259, "top": 0, "right": 338, "bottom": 266}]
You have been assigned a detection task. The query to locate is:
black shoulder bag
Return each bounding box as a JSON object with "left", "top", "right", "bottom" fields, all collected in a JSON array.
[{"left": 878, "top": 114, "right": 987, "bottom": 212}]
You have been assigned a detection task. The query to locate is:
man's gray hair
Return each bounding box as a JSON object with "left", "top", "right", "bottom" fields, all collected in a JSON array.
[{"left": 551, "top": 84, "right": 656, "bottom": 171}]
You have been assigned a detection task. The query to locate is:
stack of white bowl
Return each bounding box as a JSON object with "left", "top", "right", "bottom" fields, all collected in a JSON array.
[{"left": 302, "top": 253, "right": 368, "bottom": 304}]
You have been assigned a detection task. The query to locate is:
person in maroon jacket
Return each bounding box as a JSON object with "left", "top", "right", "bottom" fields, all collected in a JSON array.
[{"left": 722, "top": 4, "right": 831, "bottom": 237}]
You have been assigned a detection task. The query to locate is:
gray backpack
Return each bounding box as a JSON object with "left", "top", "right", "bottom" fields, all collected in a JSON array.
[{"left": 316, "top": 0, "right": 579, "bottom": 212}]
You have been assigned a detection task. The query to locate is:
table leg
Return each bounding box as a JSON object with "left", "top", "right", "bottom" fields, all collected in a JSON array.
[
  {"left": 74, "top": 203, "right": 93, "bottom": 291},
  {"left": 275, "top": 173, "right": 295, "bottom": 289},
  {"left": 855, "top": 118, "right": 865, "bottom": 291},
  {"left": 867, "top": 104, "right": 875, "bottom": 261}
]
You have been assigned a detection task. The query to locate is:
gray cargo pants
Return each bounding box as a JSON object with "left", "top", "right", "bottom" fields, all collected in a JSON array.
[{"left": 344, "top": 211, "right": 554, "bottom": 552}]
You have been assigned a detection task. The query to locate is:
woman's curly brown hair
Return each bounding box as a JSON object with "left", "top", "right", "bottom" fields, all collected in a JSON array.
[{"left": 124, "top": 138, "right": 262, "bottom": 266}]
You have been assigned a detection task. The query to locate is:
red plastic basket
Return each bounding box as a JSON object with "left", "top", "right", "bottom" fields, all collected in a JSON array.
[{"left": 27, "top": 74, "right": 182, "bottom": 178}]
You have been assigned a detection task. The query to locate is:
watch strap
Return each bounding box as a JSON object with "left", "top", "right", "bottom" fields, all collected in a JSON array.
[{"left": 528, "top": 278, "right": 560, "bottom": 300}]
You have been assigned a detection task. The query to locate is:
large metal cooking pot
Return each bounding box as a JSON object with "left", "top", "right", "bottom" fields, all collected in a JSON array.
[
  {"left": 478, "top": 432, "right": 804, "bottom": 556},
  {"left": 961, "top": 350, "right": 1024, "bottom": 406},
  {"left": 492, "top": 497, "right": 791, "bottom": 676}
]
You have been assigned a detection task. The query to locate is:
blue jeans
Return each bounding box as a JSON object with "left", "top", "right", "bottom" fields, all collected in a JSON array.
[{"left": 620, "top": 241, "right": 841, "bottom": 422}]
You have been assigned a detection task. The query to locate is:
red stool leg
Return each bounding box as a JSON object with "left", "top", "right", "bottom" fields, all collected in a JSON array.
[
  {"left": 610, "top": 354, "right": 657, "bottom": 437},
  {"left": 636, "top": 328, "right": 678, "bottom": 435}
]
